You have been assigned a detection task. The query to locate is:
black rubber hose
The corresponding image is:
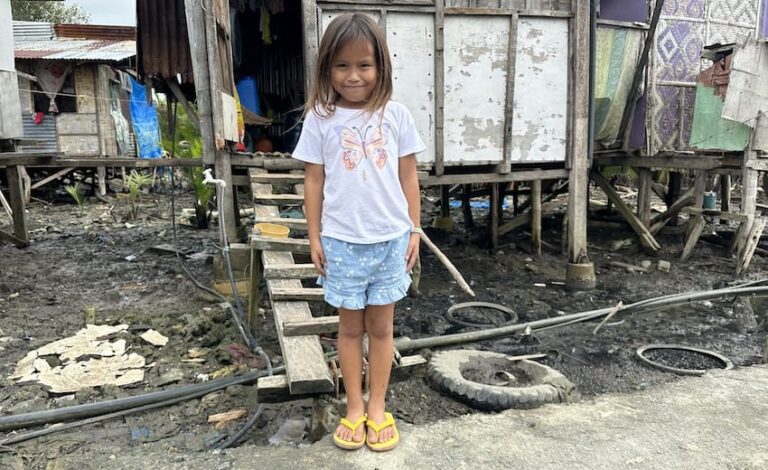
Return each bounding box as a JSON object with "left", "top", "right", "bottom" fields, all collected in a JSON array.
[{"left": 0, "top": 366, "right": 282, "bottom": 433}]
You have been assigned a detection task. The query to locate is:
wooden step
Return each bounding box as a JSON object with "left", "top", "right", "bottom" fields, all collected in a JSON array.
[
  {"left": 250, "top": 173, "right": 304, "bottom": 183},
  {"left": 283, "top": 316, "right": 339, "bottom": 337},
  {"left": 253, "top": 194, "right": 304, "bottom": 205},
  {"left": 264, "top": 264, "right": 318, "bottom": 280},
  {"left": 251, "top": 235, "right": 311, "bottom": 253},
  {"left": 269, "top": 287, "right": 325, "bottom": 301},
  {"left": 252, "top": 216, "right": 307, "bottom": 229}
]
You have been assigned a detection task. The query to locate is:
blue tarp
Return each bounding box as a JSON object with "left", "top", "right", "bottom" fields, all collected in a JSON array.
[{"left": 129, "top": 77, "right": 162, "bottom": 158}]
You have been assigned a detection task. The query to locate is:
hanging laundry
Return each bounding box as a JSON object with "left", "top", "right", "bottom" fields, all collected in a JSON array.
[
  {"left": 260, "top": 5, "right": 272, "bottom": 45},
  {"left": 33, "top": 61, "right": 71, "bottom": 113},
  {"left": 129, "top": 76, "right": 163, "bottom": 158},
  {"left": 33, "top": 112, "right": 44, "bottom": 125},
  {"left": 266, "top": 0, "right": 283, "bottom": 14},
  {"left": 110, "top": 84, "right": 131, "bottom": 155}
]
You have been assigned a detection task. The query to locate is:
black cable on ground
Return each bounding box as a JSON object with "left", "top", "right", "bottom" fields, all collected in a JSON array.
[{"left": 0, "top": 367, "right": 281, "bottom": 433}]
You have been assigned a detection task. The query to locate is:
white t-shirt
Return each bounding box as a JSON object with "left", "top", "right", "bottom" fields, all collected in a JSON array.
[{"left": 292, "top": 101, "right": 426, "bottom": 244}]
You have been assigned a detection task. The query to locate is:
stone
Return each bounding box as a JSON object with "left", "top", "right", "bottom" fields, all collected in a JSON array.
[{"left": 657, "top": 260, "right": 671, "bottom": 273}]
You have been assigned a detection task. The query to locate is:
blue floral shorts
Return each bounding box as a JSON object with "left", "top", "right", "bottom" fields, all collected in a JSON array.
[{"left": 318, "top": 232, "right": 412, "bottom": 310}]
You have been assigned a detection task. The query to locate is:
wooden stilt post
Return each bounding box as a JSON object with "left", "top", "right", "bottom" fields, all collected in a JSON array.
[
  {"left": 720, "top": 174, "right": 731, "bottom": 224},
  {"left": 531, "top": 179, "right": 542, "bottom": 255},
  {"left": 667, "top": 171, "right": 682, "bottom": 225},
  {"left": 734, "top": 115, "right": 761, "bottom": 254},
  {"left": 637, "top": 168, "right": 652, "bottom": 227},
  {"left": 462, "top": 184, "right": 474, "bottom": 229},
  {"left": 566, "top": 0, "right": 595, "bottom": 290},
  {"left": 490, "top": 182, "right": 499, "bottom": 250},
  {"left": 7, "top": 166, "right": 29, "bottom": 247}
]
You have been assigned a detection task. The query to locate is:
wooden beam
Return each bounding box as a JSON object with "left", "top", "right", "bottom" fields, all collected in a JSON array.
[
  {"left": 269, "top": 287, "right": 325, "bottom": 302},
  {"left": 283, "top": 316, "right": 340, "bottom": 337},
  {"left": 593, "top": 155, "right": 731, "bottom": 170},
  {"left": 434, "top": 0, "right": 445, "bottom": 176},
  {"left": 30, "top": 167, "right": 74, "bottom": 190},
  {"left": 165, "top": 77, "right": 200, "bottom": 132},
  {"left": 6, "top": 166, "right": 29, "bottom": 247},
  {"left": 591, "top": 171, "right": 660, "bottom": 252},
  {"left": 421, "top": 168, "right": 569, "bottom": 186},
  {"left": 531, "top": 179, "right": 541, "bottom": 255},
  {"left": 649, "top": 188, "right": 694, "bottom": 234},
  {"left": 736, "top": 217, "right": 767, "bottom": 275},
  {"left": 566, "top": 0, "right": 591, "bottom": 267},
  {"left": 252, "top": 216, "right": 308, "bottom": 229},
  {"left": 490, "top": 182, "right": 499, "bottom": 250},
  {"left": 253, "top": 194, "right": 304, "bottom": 205},
  {"left": 637, "top": 169, "right": 652, "bottom": 227},
  {"left": 681, "top": 207, "right": 749, "bottom": 223},
  {"left": 266, "top": 251, "right": 333, "bottom": 394},
  {"left": 500, "top": 12, "right": 518, "bottom": 174},
  {"left": 251, "top": 236, "right": 311, "bottom": 253},
  {"left": 680, "top": 215, "right": 705, "bottom": 261},
  {"left": 251, "top": 173, "right": 305, "bottom": 184},
  {"left": 263, "top": 264, "right": 318, "bottom": 280}
]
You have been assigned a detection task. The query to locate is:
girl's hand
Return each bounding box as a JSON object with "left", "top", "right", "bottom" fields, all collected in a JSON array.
[
  {"left": 310, "top": 238, "right": 326, "bottom": 276},
  {"left": 405, "top": 233, "right": 420, "bottom": 272}
]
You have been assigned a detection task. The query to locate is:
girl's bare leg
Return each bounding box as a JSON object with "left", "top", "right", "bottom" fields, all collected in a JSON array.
[
  {"left": 335, "top": 307, "right": 366, "bottom": 442},
  {"left": 364, "top": 303, "right": 395, "bottom": 443}
]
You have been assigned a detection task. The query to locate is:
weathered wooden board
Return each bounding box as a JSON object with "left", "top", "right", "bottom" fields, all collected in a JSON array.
[
  {"left": 58, "top": 135, "right": 100, "bottom": 156},
  {"left": 264, "top": 251, "right": 333, "bottom": 394},
  {"left": 56, "top": 114, "right": 98, "bottom": 135},
  {"left": 74, "top": 66, "right": 96, "bottom": 114},
  {"left": 0, "top": 70, "right": 23, "bottom": 139},
  {"left": 387, "top": 12, "right": 436, "bottom": 164},
  {"left": 443, "top": 15, "right": 509, "bottom": 164},
  {"left": 511, "top": 17, "right": 568, "bottom": 163}
]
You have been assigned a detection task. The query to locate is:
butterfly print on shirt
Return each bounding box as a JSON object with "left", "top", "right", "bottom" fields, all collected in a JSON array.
[{"left": 336, "top": 124, "right": 392, "bottom": 171}]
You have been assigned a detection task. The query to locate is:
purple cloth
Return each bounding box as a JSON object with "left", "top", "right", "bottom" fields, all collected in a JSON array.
[{"left": 600, "top": 0, "right": 647, "bottom": 23}]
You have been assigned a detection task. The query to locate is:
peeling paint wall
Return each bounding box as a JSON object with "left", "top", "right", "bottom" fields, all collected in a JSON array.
[
  {"left": 511, "top": 17, "right": 569, "bottom": 163},
  {"left": 444, "top": 16, "right": 509, "bottom": 164}
]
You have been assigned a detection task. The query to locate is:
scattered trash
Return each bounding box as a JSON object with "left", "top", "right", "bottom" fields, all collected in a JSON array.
[
  {"left": 211, "top": 364, "right": 246, "bottom": 379},
  {"left": 9, "top": 324, "right": 146, "bottom": 393},
  {"left": 140, "top": 329, "right": 169, "bottom": 347},
  {"left": 152, "top": 368, "right": 184, "bottom": 386},
  {"left": 227, "top": 343, "right": 264, "bottom": 368},
  {"left": 610, "top": 239, "right": 634, "bottom": 251},
  {"left": 130, "top": 426, "right": 152, "bottom": 446},
  {"left": 8, "top": 292, "right": 19, "bottom": 300},
  {"left": 639, "top": 260, "right": 652, "bottom": 269},
  {"left": 187, "top": 252, "right": 212, "bottom": 262},
  {"left": 188, "top": 347, "right": 211, "bottom": 358},
  {"left": 208, "top": 409, "right": 248, "bottom": 430},
  {"left": 124, "top": 255, "right": 137, "bottom": 262},
  {"left": 268, "top": 418, "right": 308, "bottom": 446},
  {"left": 534, "top": 283, "right": 547, "bottom": 287}
]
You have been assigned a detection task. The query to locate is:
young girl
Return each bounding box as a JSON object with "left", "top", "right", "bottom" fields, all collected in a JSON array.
[{"left": 292, "top": 13, "right": 425, "bottom": 452}]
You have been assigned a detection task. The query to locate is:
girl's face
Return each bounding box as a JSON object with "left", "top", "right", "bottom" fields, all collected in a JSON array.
[{"left": 331, "top": 39, "right": 378, "bottom": 109}]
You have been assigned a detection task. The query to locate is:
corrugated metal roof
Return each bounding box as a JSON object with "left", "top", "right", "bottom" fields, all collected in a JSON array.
[
  {"left": 13, "top": 21, "right": 54, "bottom": 43},
  {"left": 13, "top": 21, "right": 136, "bottom": 62},
  {"left": 55, "top": 24, "right": 135, "bottom": 41},
  {"left": 14, "top": 38, "right": 136, "bottom": 61}
]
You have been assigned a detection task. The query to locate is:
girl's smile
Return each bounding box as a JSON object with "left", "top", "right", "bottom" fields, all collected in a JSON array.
[{"left": 332, "top": 40, "right": 378, "bottom": 108}]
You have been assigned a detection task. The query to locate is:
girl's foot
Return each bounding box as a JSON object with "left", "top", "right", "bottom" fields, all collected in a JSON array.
[
  {"left": 333, "top": 412, "right": 366, "bottom": 450},
  {"left": 365, "top": 411, "right": 399, "bottom": 451}
]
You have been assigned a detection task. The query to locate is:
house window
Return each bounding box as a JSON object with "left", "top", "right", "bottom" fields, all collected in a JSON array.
[{"left": 33, "top": 72, "right": 77, "bottom": 113}]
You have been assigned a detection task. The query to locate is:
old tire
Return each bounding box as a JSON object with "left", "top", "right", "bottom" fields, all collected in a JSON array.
[{"left": 427, "top": 350, "right": 577, "bottom": 411}]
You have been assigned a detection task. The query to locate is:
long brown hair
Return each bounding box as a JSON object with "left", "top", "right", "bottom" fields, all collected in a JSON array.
[{"left": 305, "top": 13, "right": 393, "bottom": 118}]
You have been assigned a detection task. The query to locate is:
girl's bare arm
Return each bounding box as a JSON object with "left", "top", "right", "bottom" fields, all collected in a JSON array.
[
  {"left": 399, "top": 154, "right": 421, "bottom": 271},
  {"left": 304, "top": 162, "right": 326, "bottom": 275}
]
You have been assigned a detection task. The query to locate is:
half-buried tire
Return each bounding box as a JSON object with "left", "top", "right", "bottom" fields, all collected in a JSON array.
[{"left": 427, "top": 350, "right": 578, "bottom": 411}]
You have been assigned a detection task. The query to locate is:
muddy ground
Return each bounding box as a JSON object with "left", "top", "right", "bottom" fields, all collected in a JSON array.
[{"left": 0, "top": 178, "right": 766, "bottom": 468}]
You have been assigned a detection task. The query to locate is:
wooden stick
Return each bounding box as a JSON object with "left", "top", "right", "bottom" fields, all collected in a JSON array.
[
  {"left": 0, "top": 189, "right": 12, "bottom": 218},
  {"left": 419, "top": 231, "right": 475, "bottom": 297},
  {"left": 593, "top": 301, "right": 623, "bottom": 334}
]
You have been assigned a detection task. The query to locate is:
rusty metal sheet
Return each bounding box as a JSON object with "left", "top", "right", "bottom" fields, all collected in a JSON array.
[{"left": 136, "top": 0, "right": 194, "bottom": 83}]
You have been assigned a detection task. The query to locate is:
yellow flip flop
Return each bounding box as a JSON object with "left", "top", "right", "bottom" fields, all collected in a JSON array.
[
  {"left": 365, "top": 412, "right": 399, "bottom": 452},
  {"left": 333, "top": 415, "right": 367, "bottom": 450}
]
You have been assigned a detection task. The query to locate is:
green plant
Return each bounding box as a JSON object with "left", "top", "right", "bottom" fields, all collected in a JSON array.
[
  {"left": 125, "top": 170, "right": 154, "bottom": 220},
  {"left": 64, "top": 182, "right": 85, "bottom": 216}
]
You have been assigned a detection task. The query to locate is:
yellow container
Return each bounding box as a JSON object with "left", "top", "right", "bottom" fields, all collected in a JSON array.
[{"left": 255, "top": 222, "right": 290, "bottom": 238}]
